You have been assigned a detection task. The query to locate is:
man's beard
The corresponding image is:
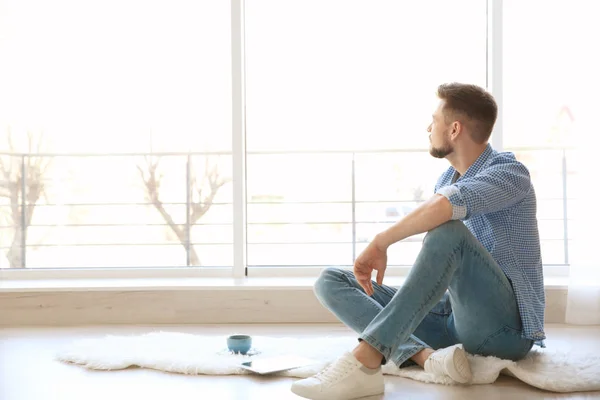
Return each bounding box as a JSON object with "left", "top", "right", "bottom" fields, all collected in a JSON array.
[{"left": 429, "top": 141, "right": 454, "bottom": 159}]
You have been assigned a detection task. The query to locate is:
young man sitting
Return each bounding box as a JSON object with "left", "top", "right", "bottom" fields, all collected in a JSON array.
[{"left": 291, "top": 83, "right": 545, "bottom": 400}]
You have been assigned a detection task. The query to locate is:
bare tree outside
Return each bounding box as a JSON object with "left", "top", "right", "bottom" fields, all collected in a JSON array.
[
  {"left": 137, "top": 154, "right": 230, "bottom": 266},
  {"left": 0, "top": 129, "right": 50, "bottom": 268}
]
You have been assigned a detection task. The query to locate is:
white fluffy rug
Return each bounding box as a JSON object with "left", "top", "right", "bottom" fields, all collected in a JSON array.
[{"left": 56, "top": 332, "right": 600, "bottom": 393}]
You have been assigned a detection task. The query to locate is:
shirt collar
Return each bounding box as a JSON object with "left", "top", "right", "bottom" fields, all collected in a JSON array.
[{"left": 454, "top": 143, "right": 494, "bottom": 181}]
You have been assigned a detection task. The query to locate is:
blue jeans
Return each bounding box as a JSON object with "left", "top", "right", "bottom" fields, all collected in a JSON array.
[{"left": 314, "top": 220, "right": 534, "bottom": 367}]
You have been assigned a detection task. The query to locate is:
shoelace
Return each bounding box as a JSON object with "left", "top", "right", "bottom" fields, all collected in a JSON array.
[{"left": 314, "top": 357, "right": 355, "bottom": 385}]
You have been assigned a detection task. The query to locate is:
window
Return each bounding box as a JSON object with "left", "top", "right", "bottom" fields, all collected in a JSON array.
[
  {"left": 0, "top": 0, "right": 586, "bottom": 279},
  {"left": 245, "top": 0, "right": 486, "bottom": 270},
  {"left": 0, "top": 0, "right": 232, "bottom": 268},
  {"left": 503, "top": 0, "right": 599, "bottom": 270}
]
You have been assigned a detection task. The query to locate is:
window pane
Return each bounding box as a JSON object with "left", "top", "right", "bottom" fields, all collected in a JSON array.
[
  {"left": 0, "top": 0, "right": 231, "bottom": 153},
  {"left": 245, "top": 0, "right": 485, "bottom": 268},
  {"left": 247, "top": 154, "right": 352, "bottom": 202},
  {"left": 0, "top": 1, "right": 232, "bottom": 268},
  {"left": 355, "top": 202, "right": 415, "bottom": 223},
  {"left": 503, "top": 0, "right": 597, "bottom": 149},
  {"left": 247, "top": 203, "right": 352, "bottom": 224},
  {"left": 248, "top": 243, "right": 353, "bottom": 266},
  {"left": 248, "top": 223, "right": 351, "bottom": 244},
  {"left": 541, "top": 240, "right": 567, "bottom": 266},
  {"left": 245, "top": 0, "right": 486, "bottom": 151},
  {"left": 355, "top": 152, "right": 445, "bottom": 202},
  {"left": 504, "top": 0, "right": 598, "bottom": 267},
  {"left": 0, "top": 224, "right": 14, "bottom": 269},
  {"left": 246, "top": 154, "right": 352, "bottom": 266},
  {"left": 1, "top": 153, "right": 232, "bottom": 268},
  {"left": 25, "top": 244, "right": 232, "bottom": 268}
]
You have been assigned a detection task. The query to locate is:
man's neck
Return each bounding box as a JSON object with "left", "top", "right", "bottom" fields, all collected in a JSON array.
[{"left": 447, "top": 143, "right": 489, "bottom": 176}]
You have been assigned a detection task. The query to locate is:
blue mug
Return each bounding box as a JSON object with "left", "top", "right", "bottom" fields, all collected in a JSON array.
[{"left": 227, "top": 334, "right": 252, "bottom": 355}]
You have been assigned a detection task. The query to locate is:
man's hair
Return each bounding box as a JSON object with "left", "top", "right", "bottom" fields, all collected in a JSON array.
[{"left": 437, "top": 83, "right": 498, "bottom": 144}]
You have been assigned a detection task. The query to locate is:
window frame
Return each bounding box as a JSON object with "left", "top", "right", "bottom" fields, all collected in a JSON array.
[{"left": 0, "top": 0, "right": 570, "bottom": 282}]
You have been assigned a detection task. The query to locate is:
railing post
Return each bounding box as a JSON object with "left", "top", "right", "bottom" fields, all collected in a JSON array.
[
  {"left": 20, "top": 155, "right": 27, "bottom": 268},
  {"left": 562, "top": 148, "right": 569, "bottom": 265},
  {"left": 185, "top": 154, "right": 191, "bottom": 266}
]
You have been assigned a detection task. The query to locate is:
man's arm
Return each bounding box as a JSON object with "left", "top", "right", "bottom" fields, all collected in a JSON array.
[
  {"left": 375, "top": 158, "right": 531, "bottom": 249},
  {"left": 375, "top": 194, "right": 453, "bottom": 249},
  {"left": 353, "top": 193, "right": 453, "bottom": 295},
  {"left": 436, "top": 160, "right": 531, "bottom": 220}
]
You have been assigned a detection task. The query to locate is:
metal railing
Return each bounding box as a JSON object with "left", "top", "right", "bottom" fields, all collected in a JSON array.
[{"left": 0, "top": 147, "right": 572, "bottom": 268}]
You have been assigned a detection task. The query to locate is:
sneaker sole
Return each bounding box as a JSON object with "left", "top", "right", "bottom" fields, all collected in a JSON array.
[{"left": 444, "top": 346, "right": 472, "bottom": 384}]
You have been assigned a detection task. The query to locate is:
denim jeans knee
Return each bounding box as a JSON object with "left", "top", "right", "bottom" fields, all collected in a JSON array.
[
  {"left": 425, "top": 220, "right": 467, "bottom": 239},
  {"left": 313, "top": 267, "right": 345, "bottom": 303}
]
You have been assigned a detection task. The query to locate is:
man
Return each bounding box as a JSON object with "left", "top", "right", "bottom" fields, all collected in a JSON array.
[{"left": 291, "top": 83, "right": 545, "bottom": 400}]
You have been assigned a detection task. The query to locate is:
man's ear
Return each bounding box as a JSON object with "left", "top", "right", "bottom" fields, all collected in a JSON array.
[{"left": 450, "top": 120, "right": 462, "bottom": 139}]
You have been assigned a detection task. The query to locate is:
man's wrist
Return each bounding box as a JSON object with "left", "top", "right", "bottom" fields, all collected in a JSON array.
[{"left": 374, "top": 232, "right": 393, "bottom": 250}]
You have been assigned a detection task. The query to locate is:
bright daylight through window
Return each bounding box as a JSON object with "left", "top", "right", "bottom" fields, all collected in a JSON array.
[
  {"left": 0, "top": 0, "right": 589, "bottom": 278},
  {"left": 0, "top": 0, "right": 232, "bottom": 268},
  {"left": 245, "top": 0, "right": 485, "bottom": 269},
  {"left": 503, "top": 0, "right": 594, "bottom": 271}
]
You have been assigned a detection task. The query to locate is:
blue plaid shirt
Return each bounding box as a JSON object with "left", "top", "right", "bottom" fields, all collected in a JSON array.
[{"left": 435, "top": 144, "right": 546, "bottom": 345}]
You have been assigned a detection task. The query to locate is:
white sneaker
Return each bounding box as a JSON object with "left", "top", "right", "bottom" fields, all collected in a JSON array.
[
  {"left": 424, "top": 344, "right": 472, "bottom": 383},
  {"left": 290, "top": 352, "right": 384, "bottom": 400}
]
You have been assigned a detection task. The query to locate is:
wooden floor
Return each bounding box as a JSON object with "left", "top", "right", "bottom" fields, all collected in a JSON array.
[{"left": 1, "top": 323, "right": 599, "bottom": 400}]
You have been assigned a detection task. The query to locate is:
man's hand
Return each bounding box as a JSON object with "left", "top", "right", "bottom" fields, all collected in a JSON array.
[
  {"left": 353, "top": 235, "right": 388, "bottom": 296},
  {"left": 353, "top": 194, "right": 453, "bottom": 296}
]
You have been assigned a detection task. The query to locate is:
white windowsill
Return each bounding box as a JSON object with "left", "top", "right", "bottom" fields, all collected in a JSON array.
[{"left": 0, "top": 276, "right": 570, "bottom": 293}]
